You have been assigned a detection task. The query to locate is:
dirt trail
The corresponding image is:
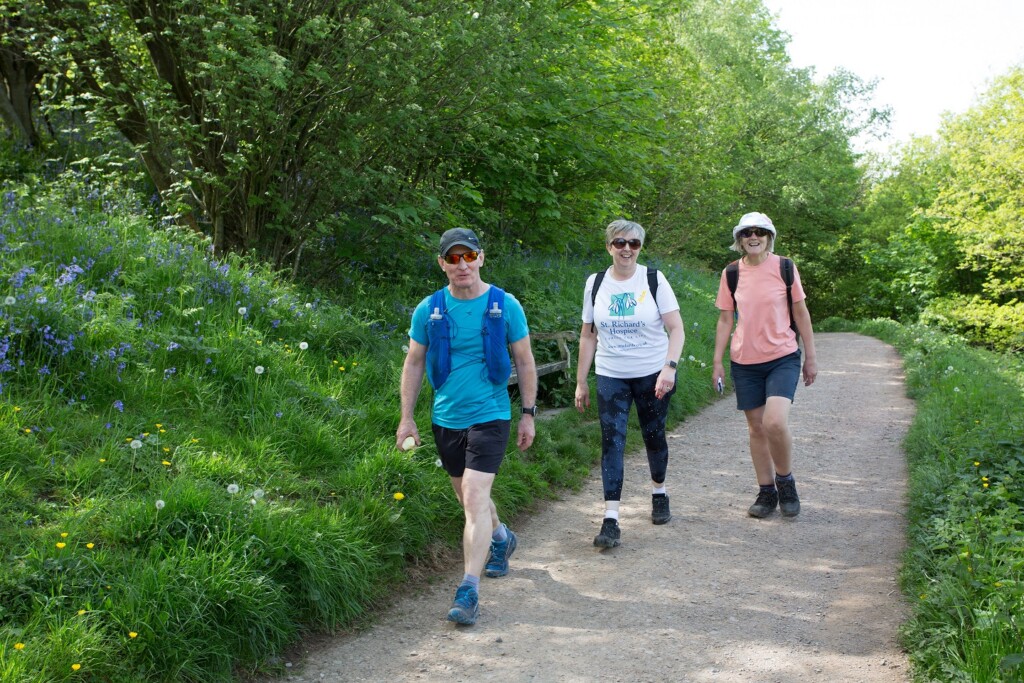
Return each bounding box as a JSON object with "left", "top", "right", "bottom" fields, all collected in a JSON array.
[{"left": 274, "top": 332, "right": 914, "bottom": 682}]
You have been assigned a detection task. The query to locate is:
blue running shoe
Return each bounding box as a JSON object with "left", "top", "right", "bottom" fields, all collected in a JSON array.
[
  {"left": 484, "top": 527, "right": 518, "bottom": 578},
  {"left": 446, "top": 584, "right": 479, "bottom": 625}
]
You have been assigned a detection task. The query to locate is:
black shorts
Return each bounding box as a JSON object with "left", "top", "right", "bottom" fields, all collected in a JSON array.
[{"left": 432, "top": 419, "right": 512, "bottom": 477}]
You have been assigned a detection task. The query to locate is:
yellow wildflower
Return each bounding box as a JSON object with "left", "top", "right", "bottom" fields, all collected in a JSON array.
[
  {"left": 129, "top": 632, "right": 138, "bottom": 639},
  {"left": 14, "top": 642, "right": 24, "bottom": 650},
  {"left": 61, "top": 532, "right": 69, "bottom": 538},
  {"left": 393, "top": 492, "right": 405, "bottom": 501},
  {"left": 78, "top": 609, "right": 86, "bottom": 616},
  {"left": 56, "top": 542, "right": 66, "bottom": 549},
  {"left": 86, "top": 543, "right": 94, "bottom": 549},
  {"left": 155, "top": 423, "right": 162, "bottom": 428},
  {"left": 72, "top": 664, "right": 81, "bottom": 671}
]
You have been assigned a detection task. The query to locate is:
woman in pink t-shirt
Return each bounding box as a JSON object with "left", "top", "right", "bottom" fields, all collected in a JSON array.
[{"left": 712, "top": 212, "right": 818, "bottom": 519}]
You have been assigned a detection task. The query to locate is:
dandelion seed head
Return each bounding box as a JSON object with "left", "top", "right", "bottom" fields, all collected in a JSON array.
[
  {"left": 238, "top": 307, "right": 247, "bottom": 315},
  {"left": 254, "top": 365, "right": 265, "bottom": 375},
  {"left": 253, "top": 488, "right": 265, "bottom": 499},
  {"left": 299, "top": 341, "right": 308, "bottom": 350},
  {"left": 3, "top": 296, "right": 14, "bottom": 305},
  {"left": 227, "top": 483, "right": 240, "bottom": 494},
  {"left": 130, "top": 439, "right": 142, "bottom": 449}
]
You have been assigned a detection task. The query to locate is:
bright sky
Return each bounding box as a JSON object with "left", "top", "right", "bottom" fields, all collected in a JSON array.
[{"left": 763, "top": 0, "right": 1024, "bottom": 153}]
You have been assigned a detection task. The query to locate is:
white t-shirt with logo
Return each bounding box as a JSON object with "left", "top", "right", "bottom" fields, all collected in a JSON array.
[{"left": 581, "top": 265, "right": 680, "bottom": 379}]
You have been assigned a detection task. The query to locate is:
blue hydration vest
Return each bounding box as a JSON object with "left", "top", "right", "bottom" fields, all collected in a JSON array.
[{"left": 426, "top": 286, "right": 512, "bottom": 389}]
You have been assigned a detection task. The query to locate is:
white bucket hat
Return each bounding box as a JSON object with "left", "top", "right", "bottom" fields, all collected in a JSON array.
[{"left": 732, "top": 212, "right": 777, "bottom": 238}]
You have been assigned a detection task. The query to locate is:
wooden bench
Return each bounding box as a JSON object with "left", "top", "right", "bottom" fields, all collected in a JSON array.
[{"left": 509, "top": 331, "right": 576, "bottom": 386}]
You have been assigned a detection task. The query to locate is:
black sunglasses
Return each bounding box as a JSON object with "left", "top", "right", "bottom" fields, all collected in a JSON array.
[
  {"left": 737, "top": 228, "right": 772, "bottom": 239},
  {"left": 610, "top": 238, "right": 642, "bottom": 249},
  {"left": 442, "top": 250, "right": 480, "bottom": 264}
]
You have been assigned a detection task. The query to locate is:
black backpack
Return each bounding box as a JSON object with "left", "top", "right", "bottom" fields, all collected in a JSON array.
[
  {"left": 725, "top": 257, "right": 798, "bottom": 340},
  {"left": 589, "top": 268, "right": 659, "bottom": 333}
]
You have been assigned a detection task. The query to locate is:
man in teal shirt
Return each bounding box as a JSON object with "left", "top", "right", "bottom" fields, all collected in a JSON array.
[{"left": 397, "top": 227, "right": 538, "bottom": 626}]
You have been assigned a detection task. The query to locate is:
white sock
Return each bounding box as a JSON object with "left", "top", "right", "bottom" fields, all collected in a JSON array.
[
  {"left": 652, "top": 486, "right": 667, "bottom": 495},
  {"left": 604, "top": 509, "right": 619, "bottom": 521}
]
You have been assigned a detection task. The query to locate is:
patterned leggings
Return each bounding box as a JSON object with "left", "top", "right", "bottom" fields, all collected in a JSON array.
[{"left": 596, "top": 371, "right": 675, "bottom": 501}]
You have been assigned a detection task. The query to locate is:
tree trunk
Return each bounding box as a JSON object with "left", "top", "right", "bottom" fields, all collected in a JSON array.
[{"left": 0, "top": 20, "right": 43, "bottom": 147}]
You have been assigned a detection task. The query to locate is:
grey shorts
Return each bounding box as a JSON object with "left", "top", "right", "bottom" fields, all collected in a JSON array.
[{"left": 731, "top": 350, "right": 801, "bottom": 411}]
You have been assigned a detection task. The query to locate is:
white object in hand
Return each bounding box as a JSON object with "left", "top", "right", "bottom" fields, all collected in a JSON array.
[{"left": 401, "top": 436, "right": 416, "bottom": 451}]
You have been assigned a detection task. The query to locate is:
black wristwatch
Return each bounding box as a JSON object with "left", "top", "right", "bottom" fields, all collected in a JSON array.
[
  {"left": 521, "top": 406, "right": 537, "bottom": 416},
  {"left": 665, "top": 360, "right": 678, "bottom": 369}
]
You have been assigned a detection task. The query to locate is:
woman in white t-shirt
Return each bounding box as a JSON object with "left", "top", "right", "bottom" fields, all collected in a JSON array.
[
  {"left": 575, "top": 220, "right": 685, "bottom": 548},
  {"left": 711, "top": 212, "right": 818, "bottom": 519}
]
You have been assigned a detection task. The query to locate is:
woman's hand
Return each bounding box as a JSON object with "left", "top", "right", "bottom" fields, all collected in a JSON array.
[
  {"left": 803, "top": 357, "right": 818, "bottom": 386},
  {"left": 574, "top": 382, "right": 590, "bottom": 413},
  {"left": 655, "top": 366, "right": 676, "bottom": 400},
  {"left": 712, "top": 361, "right": 726, "bottom": 394}
]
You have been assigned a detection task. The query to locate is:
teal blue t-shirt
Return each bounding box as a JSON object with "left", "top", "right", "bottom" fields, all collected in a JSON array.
[{"left": 409, "top": 285, "right": 529, "bottom": 429}]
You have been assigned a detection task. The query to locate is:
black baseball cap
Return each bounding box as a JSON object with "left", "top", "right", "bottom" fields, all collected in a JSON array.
[{"left": 439, "top": 228, "right": 481, "bottom": 256}]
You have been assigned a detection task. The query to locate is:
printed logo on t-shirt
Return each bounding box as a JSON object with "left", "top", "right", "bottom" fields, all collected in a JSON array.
[{"left": 608, "top": 292, "right": 637, "bottom": 317}]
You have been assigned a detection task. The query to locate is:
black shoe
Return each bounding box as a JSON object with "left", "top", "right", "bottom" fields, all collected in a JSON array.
[
  {"left": 777, "top": 477, "right": 800, "bottom": 517},
  {"left": 748, "top": 489, "right": 779, "bottom": 518},
  {"left": 593, "top": 517, "right": 621, "bottom": 548},
  {"left": 651, "top": 493, "right": 671, "bottom": 525}
]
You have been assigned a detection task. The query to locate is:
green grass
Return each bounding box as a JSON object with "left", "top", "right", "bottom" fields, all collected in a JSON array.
[
  {"left": 0, "top": 176, "right": 724, "bottom": 681},
  {"left": 820, "top": 317, "right": 1024, "bottom": 682}
]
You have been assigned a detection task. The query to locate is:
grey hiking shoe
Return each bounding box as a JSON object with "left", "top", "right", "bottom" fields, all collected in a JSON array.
[
  {"left": 446, "top": 584, "right": 479, "bottom": 625},
  {"left": 777, "top": 478, "right": 800, "bottom": 517},
  {"left": 651, "top": 493, "right": 671, "bottom": 524},
  {"left": 593, "top": 517, "right": 621, "bottom": 548},
  {"left": 484, "top": 527, "right": 517, "bottom": 578},
  {"left": 748, "top": 488, "right": 779, "bottom": 518}
]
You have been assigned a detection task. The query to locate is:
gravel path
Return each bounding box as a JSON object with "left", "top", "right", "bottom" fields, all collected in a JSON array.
[{"left": 273, "top": 332, "right": 914, "bottom": 682}]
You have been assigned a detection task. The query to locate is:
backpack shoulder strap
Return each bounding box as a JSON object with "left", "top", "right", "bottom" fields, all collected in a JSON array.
[
  {"left": 486, "top": 284, "right": 505, "bottom": 320},
  {"left": 725, "top": 260, "right": 740, "bottom": 314},
  {"left": 425, "top": 288, "right": 451, "bottom": 388},
  {"left": 778, "top": 257, "right": 798, "bottom": 337},
  {"left": 647, "top": 268, "right": 659, "bottom": 310},
  {"left": 589, "top": 271, "right": 605, "bottom": 333}
]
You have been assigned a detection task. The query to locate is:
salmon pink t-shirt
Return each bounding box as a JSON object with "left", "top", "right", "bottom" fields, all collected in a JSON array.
[{"left": 714, "top": 253, "right": 805, "bottom": 365}]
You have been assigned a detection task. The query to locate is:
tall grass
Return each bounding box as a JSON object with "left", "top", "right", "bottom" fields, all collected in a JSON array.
[
  {"left": 0, "top": 177, "right": 724, "bottom": 681},
  {"left": 821, "top": 317, "right": 1024, "bottom": 682}
]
